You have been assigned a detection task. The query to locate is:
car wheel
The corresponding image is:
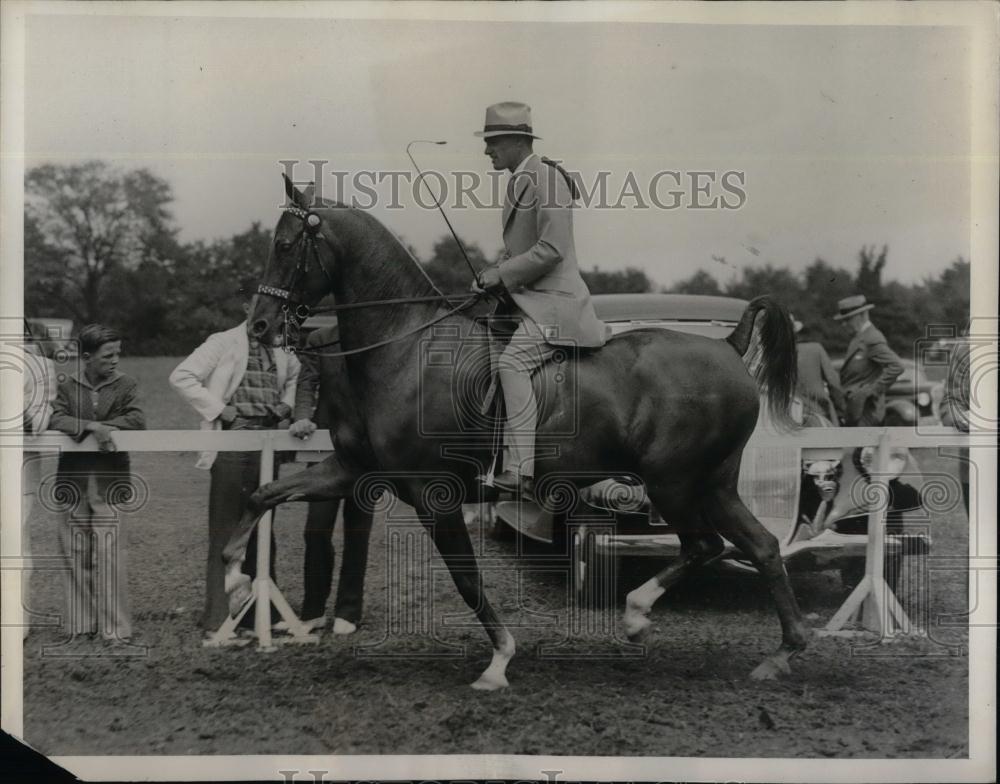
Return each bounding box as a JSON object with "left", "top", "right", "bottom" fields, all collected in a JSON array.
[
  {"left": 573, "top": 528, "right": 619, "bottom": 610},
  {"left": 487, "top": 502, "right": 515, "bottom": 542}
]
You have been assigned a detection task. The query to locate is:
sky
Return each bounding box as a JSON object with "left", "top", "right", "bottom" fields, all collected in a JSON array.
[{"left": 23, "top": 10, "right": 971, "bottom": 289}]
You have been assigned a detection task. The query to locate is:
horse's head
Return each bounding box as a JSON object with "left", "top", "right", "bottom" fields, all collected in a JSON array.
[{"left": 249, "top": 174, "right": 342, "bottom": 345}]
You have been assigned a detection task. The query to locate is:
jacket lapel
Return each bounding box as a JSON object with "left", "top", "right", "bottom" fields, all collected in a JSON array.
[{"left": 502, "top": 177, "right": 531, "bottom": 234}]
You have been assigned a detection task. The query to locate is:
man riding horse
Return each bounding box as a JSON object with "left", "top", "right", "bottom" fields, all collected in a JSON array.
[
  {"left": 226, "top": 103, "right": 808, "bottom": 689},
  {"left": 474, "top": 102, "right": 609, "bottom": 499}
]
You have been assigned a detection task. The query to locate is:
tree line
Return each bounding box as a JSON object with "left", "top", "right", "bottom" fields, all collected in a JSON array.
[{"left": 25, "top": 161, "right": 968, "bottom": 357}]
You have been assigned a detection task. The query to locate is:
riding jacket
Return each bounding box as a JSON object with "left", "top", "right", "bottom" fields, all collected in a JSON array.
[{"left": 496, "top": 153, "right": 609, "bottom": 348}]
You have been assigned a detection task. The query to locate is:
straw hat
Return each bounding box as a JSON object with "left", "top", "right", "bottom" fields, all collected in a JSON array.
[
  {"left": 832, "top": 294, "right": 875, "bottom": 321},
  {"left": 474, "top": 101, "right": 542, "bottom": 140}
]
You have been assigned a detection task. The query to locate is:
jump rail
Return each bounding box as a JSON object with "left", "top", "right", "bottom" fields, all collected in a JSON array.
[{"left": 13, "top": 426, "right": 975, "bottom": 646}]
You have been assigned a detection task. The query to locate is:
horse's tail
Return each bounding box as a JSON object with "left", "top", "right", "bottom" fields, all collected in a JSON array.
[{"left": 725, "top": 295, "right": 799, "bottom": 432}]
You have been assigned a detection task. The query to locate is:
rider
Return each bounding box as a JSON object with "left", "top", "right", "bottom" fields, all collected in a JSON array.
[{"left": 474, "top": 101, "right": 609, "bottom": 498}]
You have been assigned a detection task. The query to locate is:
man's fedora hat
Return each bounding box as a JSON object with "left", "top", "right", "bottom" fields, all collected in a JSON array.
[
  {"left": 832, "top": 294, "right": 875, "bottom": 320},
  {"left": 474, "top": 101, "right": 542, "bottom": 140}
]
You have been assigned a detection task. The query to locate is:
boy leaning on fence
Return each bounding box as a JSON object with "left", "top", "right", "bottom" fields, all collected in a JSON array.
[{"left": 48, "top": 324, "right": 146, "bottom": 643}]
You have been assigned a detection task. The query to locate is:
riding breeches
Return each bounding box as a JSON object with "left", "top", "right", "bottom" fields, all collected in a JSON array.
[{"left": 497, "top": 316, "right": 557, "bottom": 477}]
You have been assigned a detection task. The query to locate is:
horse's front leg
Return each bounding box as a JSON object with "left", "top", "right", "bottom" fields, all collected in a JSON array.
[
  {"left": 222, "top": 453, "right": 358, "bottom": 615},
  {"left": 415, "top": 501, "right": 515, "bottom": 691}
]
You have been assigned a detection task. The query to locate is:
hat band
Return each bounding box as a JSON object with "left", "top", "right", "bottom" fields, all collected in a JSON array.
[{"left": 483, "top": 123, "right": 534, "bottom": 134}]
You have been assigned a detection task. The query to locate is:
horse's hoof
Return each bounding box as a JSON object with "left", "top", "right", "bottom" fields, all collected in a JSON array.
[
  {"left": 226, "top": 575, "right": 252, "bottom": 617},
  {"left": 471, "top": 673, "right": 509, "bottom": 691},
  {"left": 332, "top": 618, "right": 357, "bottom": 635},
  {"left": 623, "top": 613, "right": 652, "bottom": 642},
  {"left": 750, "top": 656, "right": 791, "bottom": 681}
]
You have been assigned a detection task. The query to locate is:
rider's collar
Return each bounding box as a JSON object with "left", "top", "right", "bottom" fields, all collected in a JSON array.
[{"left": 511, "top": 152, "right": 538, "bottom": 177}]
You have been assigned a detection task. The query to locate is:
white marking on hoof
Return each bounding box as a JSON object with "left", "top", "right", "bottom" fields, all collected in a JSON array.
[
  {"left": 624, "top": 614, "right": 652, "bottom": 641},
  {"left": 332, "top": 617, "right": 356, "bottom": 635},
  {"left": 471, "top": 630, "right": 515, "bottom": 692},
  {"left": 471, "top": 671, "right": 509, "bottom": 691},
  {"left": 624, "top": 578, "right": 664, "bottom": 639},
  {"left": 225, "top": 571, "right": 252, "bottom": 616},
  {"left": 750, "top": 654, "right": 792, "bottom": 681}
]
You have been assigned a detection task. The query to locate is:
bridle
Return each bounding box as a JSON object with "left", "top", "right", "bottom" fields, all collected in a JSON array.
[
  {"left": 252, "top": 205, "right": 339, "bottom": 347},
  {"left": 255, "top": 205, "right": 485, "bottom": 357}
]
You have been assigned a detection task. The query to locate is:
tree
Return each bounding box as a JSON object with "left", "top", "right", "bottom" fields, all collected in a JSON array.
[
  {"left": 855, "top": 244, "right": 888, "bottom": 302},
  {"left": 798, "top": 258, "right": 857, "bottom": 353},
  {"left": 667, "top": 269, "right": 723, "bottom": 296},
  {"left": 25, "top": 161, "right": 177, "bottom": 325},
  {"left": 420, "top": 236, "right": 491, "bottom": 293},
  {"left": 723, "top": 264, "right": 802, "bottom": 305},
  {"left": 581, "top": 266, "right": 653, "bottom": 294},
  {"left": 157, "top": 222, "right": 274, "bottom": 353},
  {"left": 927, "top": 257, "right": 971, "bottom": 332}
]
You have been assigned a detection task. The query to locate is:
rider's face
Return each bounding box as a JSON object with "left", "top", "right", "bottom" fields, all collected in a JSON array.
[{"left": 484, "top": 135, "right": 529, "bottom": 172}]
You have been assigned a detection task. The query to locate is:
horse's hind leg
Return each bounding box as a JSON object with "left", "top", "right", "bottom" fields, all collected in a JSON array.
[
  {"left": 703, "top": 486, "right": 810, "bottom": 680},
  {"left": 623, "top": 502, "right": 725, "bottom": 640}
]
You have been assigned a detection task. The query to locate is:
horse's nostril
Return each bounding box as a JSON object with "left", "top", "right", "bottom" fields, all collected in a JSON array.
[{"left": 252, "top": 319, "right": 269, "bottom": 336}]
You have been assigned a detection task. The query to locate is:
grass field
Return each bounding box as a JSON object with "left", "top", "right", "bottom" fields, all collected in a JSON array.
[{"left": 22, "top": 356, "right": 971, "bottom": 758}]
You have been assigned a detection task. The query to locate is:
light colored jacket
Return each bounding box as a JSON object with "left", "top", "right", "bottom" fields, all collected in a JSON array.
[
  {"left": 169, "top": 323, "right": 300, "bottom": 469},
  {"left": 496, "top": 153, "right": 608, "bottom": 348}
]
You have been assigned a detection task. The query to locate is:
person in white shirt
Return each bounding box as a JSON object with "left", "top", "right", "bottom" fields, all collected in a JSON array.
[{"left": 169, "top": 284, "right": 300, "bottom": 635}]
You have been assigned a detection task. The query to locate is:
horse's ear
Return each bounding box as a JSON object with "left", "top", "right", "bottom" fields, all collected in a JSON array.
[{"left": 281, "top": 173, "right": 315, "bottom": 210}]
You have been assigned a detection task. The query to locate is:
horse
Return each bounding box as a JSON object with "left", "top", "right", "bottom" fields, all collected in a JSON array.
[{"left": 226, "top": 174, "right": 809, "bottom": 690}]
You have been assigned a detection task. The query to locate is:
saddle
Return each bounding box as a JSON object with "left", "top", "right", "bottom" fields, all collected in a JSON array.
[{"left": 473, "top": 301, "right": 596, "bottom": 481}]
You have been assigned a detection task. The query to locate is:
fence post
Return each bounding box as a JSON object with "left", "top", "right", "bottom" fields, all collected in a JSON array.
[
  {"left": 254, "top": 431, "right": 275, "bottom": 648},
  {"left": 861, "top": 433, "right": 891, "bottom": 633}
]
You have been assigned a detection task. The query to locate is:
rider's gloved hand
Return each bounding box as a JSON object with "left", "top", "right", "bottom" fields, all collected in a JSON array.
[{"left": 479, "top": 266, "right": 506, "bottom": 295}]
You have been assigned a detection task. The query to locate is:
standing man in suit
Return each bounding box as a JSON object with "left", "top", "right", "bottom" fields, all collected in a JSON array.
[
  {"left": 169, "top": 282, "right": 300, "bottom": 636},
  {"left": 474, "top": 101, "right": 609, "bottom": 498},
  {"left": 287, "top": 322, "right": 374, "bottom": 635},
  {"left": 834, "top": 295, "right": 904, "bottom": 426}
]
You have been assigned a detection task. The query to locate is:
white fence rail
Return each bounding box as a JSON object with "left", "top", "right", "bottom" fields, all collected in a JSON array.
[
  {"left": 9, "top": 425, "right": 978, "bottom": 646},
  {"left": 12, "top": 424, "right": 974, "bottom": 453}
]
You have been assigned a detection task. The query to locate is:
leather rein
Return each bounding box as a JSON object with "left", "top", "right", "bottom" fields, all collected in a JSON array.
[{"left": 255, "top": 206, "right": 484, "bottom": 358}]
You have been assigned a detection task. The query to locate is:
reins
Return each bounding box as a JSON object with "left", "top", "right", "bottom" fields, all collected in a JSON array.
[
  {"left": 308, "top": 293, "right": 475, "bottom": 313},
  {"left": 296, "top": 293, "right": 484, "bottom": 357}
]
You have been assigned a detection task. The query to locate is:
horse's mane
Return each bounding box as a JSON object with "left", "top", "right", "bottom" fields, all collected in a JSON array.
[{"left": 310, "top": 200, "right": 444, "bottom": 302}]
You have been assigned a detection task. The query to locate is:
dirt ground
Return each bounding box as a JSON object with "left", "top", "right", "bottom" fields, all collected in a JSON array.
[{"left": 20, "top": 357, "right": 970, "bottom": 759}]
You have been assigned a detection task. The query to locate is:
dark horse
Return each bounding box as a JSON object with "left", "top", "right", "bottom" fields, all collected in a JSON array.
[{"left": 226, "top": 175, "right": 809, "bottom": 690}]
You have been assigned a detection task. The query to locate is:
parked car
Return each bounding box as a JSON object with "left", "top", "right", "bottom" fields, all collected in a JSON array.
[
  {"left": 884, "top": 358, "right": 938, "bottom": 425},
  {"left": 831, "top": 355, "right": 938, "bottom": 425},
  {"left": 491, "top": 293, "right": 929, "bottom": 604},
  {"left": 25, "top": 317, "right": 78, "bottom": 358}
]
